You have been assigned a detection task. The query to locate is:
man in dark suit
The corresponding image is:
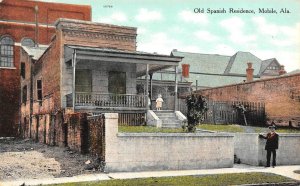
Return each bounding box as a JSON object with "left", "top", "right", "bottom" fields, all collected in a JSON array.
[{"left": 259, "top": 124, "right": 279, "bottom": 167}]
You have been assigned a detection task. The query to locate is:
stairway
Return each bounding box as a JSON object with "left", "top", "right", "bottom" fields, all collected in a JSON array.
[{"left": 153, "top": 110, "right": 182, "bottom": 128}]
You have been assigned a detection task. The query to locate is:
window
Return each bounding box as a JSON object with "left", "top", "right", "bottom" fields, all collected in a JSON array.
[
  {"left": 37, "top": 80, "right": 42, "bottom": 101},
  {"left": 21, "top": 63, "right": 25, "bottom": 78},
  {"left": 22, "top": 86, "right": 27, "bottom": 104},
  {"left": 21, "top": 38, "right": 35, "bottom": 47},
  {"left": 108, "top": 71, "right": 126, "bottom": 94},
  {"left": 75, "top": 70, "right": 92, "bottom": 92},
  {"left": 0, "top": 36, "right": 14, "bottom": 67}
]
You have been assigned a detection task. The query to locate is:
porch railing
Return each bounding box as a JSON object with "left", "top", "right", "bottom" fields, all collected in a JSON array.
[{"left": 75, "top": 92, "right": 147, "bottom": 108}]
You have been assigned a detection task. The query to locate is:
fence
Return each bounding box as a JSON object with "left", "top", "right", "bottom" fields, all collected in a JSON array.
[
  {"left": 203, "top": 101, "right": 266, "bottom": 126},
  {"left": 118, "top": 113, "right": 145, "bottom": 126}
]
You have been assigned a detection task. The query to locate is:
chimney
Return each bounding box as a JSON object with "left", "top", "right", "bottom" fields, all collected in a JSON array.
[
  {"left": 34, "top": 5, "right": 39, "bottom": 47},
  {"left": 182, "top": 64, "right": 190, "bottom": 78},
  {"left": 279, "top": 65, "right": 287, "bottom": 75},
  {"left": 246, "top": 62, "right": 254, "bottom": 82}
]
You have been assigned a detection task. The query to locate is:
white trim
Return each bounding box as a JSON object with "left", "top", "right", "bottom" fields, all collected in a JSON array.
[
  {"left": 0, "top": 20, "right": 55, "bottom": 28},
  {"left": 0, "top": 67, "right": 16, "bottom": 70},
  {"left": 14, "top": 42, "right": 48, "bottom": 47}
]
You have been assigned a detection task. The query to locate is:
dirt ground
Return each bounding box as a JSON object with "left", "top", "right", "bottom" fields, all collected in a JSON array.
[{"left": 0, "top": 138, "right": 102, "bottom": 181}]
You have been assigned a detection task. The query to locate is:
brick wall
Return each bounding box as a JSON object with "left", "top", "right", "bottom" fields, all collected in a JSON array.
[
  {"left": 195, "top": 73, "right": 300, "bottom": 127},
  {"left": 0, "top": 0, "right": 91, "bottom": 137},
  {"left": 57, "top": 19, "right": 137, "bottom": 51}
]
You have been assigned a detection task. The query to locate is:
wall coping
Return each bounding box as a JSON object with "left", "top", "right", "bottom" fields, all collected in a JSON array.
[
  {"left": 194, "top": 72, "right": 300, "bottom": 93},
  {"left": 117, "top": 132, "right": 234, "bottom": 137},
  {"left": 234, "top": 133, "right": 300, "bottom": 137}
]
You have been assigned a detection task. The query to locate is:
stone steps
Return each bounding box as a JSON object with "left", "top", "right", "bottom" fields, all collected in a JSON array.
[{"left": 153, "top": 111, "right": 182, "bottom": 128}]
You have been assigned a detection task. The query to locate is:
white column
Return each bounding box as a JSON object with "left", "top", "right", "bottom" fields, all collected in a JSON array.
[
  {"left": 145, "top": 64, "right": 149, "bottom": 112},
  {"left": 174, "top": 65, "right": 178, "bottom": 111},
  {"left": 72, "top": 50, "right": 77, "bottom": 111}
]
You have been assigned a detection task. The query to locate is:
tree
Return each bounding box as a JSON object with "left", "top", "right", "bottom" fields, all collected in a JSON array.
[{"left": 185, "top": 94, "right": 208, "bottom": 132}]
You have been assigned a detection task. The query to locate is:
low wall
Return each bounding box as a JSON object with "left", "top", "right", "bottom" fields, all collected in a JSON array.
[
  {"left": 104, "top": 113, "right": 234, "bottom": 172},
  {"left": 234, "top": 133, "right": 300, "bottom": 166}
]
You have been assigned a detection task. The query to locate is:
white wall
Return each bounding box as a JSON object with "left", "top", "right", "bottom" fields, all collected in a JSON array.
[
  {"left": 104, "top": 113, "right": 234, "bottom": 172},
  {"left": 234, "top": 133, "right": 300, "bottom": 166}
]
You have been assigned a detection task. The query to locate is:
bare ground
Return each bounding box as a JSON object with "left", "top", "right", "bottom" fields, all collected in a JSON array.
[{"left": 0, "top": 138, "right": 102, "bottom": 181}]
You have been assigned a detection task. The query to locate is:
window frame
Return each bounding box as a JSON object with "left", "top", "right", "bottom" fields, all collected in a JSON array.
[{"left": 0, "top": 36, "right": 14, "bottom": 67}]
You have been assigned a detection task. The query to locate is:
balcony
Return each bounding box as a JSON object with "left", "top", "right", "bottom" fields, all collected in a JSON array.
[{"left": 75, "top": 92, "right": 147, "bottom": 111}]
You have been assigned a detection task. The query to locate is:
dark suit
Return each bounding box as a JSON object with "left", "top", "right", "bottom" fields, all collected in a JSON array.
[{"left": 259, "top": 132, "right": 279, "bottom": 167}]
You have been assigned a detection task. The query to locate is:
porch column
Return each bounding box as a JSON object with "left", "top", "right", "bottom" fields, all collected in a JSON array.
[
  {"left": 72, "top": 50, "right": 77, "bottom": 111},
  {"left": 174, "top": 65, "right": 178, "bottom": 111},
  {"left": 150, "top": 73, "right": 153, "bottom": 99},
  {"left": 146, "top": 64, "right": 149, "bottom": 112}
]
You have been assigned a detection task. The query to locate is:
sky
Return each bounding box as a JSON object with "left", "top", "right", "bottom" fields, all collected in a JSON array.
[{"left": 40, "top": 0, "right": 300, "bottom": 72}]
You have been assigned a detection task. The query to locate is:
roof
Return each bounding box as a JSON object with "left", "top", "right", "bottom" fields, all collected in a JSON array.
[
  {"left": 259, "top": 58, "right": 276, "bottom": 74},
  {"left": 281, "top": 69, "right": 300, "bottom": 76},
  {"left": 22, "top": 46, "right": 48, "bottom": 60},
  {"left": 171, "top": 51, "right": 230, "bottom": 74},
  {"left": 224, "top": 51, "right": 261, "bottom": 75}
]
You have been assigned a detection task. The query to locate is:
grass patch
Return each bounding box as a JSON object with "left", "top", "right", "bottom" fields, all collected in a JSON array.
[
  {"left": 119, "top": 126, "right": 184, "bottom": 133},
  {"left": 197, "top": 124, "right": 244, "bottom": 133},
  {"left": 48, "top": 172, "right": 295, "bottom": 186}
]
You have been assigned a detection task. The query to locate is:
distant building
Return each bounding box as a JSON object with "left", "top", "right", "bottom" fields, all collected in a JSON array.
[
  {"left": 0, "top": 0, "right": 91, "bottom": 136},
  {"left": 150, "top": 50, "right": 286, "bottom": 91}
]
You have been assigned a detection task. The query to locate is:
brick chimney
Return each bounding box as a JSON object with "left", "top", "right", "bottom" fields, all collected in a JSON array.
[
  {"left": 182, "top": 64, "right": 190, "bottom": 78},
  {"left": 279, "top": 65, "right": 287, "bottom": 75},
  {"left": 246, "top": 62, "right": 254, "bottom": 82}
]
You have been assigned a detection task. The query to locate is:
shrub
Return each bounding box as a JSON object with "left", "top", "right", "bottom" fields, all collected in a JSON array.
[{"left": 185, "top": 95, "right": 208, "bottom": 132}]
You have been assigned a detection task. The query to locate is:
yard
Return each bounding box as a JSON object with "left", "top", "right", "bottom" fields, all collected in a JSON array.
[
  {"left": 119, "top": 124, "right": 300, "bottom": 133},
  {"left": 47, "top": 173, "right": 296, "bottom": 186}
]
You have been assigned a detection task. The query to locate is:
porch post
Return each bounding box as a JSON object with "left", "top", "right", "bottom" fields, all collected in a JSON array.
[
  {"left": 146, "top": 64, "right": 149, "bottom": 112},
  {"left": 150, "top": 73, "right": 153, "bottom": 99},
  {"left": 72, "top": 49, "right": 77, "bottom": 111},
  {"left": 174, "top": 65, "right": 178, "bottom": 111}
]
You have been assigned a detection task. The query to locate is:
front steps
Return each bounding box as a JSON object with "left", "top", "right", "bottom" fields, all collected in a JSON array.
[{"left": 153, "top": 110, "right": 182, "bottom": 128}]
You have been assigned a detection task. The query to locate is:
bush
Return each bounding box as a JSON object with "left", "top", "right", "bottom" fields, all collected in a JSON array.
[{"left": 185, "top": 95, "right": 208, "bottom": 132}]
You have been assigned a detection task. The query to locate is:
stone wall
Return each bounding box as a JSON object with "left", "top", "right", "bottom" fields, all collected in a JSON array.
[
  {"left": 196, "top": 73, "right": 300, "bottom": 127},
  {"left": 234, "top": 133, "right": 300, "bottom": 166},
  {"left": 104, "top": 113, "right": 234, "bottom": 172}
]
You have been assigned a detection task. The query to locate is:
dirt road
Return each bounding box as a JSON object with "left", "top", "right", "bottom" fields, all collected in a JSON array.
[{"left": 0, "top": 138, "right": 101, "bottom": 181}]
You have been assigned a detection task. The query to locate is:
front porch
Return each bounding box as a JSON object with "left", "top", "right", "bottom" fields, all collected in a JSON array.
[{"left": 62, "top": 45, "right": 182, "bottom": 119}]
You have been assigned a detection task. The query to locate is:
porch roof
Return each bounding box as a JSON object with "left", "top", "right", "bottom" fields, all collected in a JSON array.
[{"left": 65, "top": 45, "right": 182, "bottom": 77}]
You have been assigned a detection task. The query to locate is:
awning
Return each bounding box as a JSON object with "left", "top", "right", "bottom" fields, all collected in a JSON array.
[{"left": 64, "top": 45, "right": 182, "bottom": 77}]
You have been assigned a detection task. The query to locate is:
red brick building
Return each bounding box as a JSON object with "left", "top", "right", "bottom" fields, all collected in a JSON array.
[{"left": 0, "top": 0, "right": 91, "bottom": 136}]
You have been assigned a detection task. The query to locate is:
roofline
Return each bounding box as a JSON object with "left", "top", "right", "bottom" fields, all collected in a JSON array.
[
  {"left": 171, "top": 49, "right": 232, "bottom": 57},
  {"left": 66, "top": 45, "right": 183, "bottom": 61},
  {"left": 54, "top": 18, "right": 137, "bottom": 31}
]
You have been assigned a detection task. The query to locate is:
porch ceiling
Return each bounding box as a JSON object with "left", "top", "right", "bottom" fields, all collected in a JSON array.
[{"left": 65, "top": 45, "right": 182, "bottom": 77}]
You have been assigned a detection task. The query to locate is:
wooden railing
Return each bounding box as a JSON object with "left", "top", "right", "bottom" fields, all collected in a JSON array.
[{"left": 75, "top": 92, "right": 147, "bottom": 108}]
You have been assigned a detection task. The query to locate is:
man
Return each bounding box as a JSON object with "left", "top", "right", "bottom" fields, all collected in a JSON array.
[{"left": 259, "top": 124, "right": 279, "bottom": 167}]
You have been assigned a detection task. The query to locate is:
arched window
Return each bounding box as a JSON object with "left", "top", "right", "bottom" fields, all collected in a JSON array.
[
  {"left": 0, "top": 36, "right": 14, "bottom": 67},
  {"left": 21, "top": 38, "right": 35, "bottom": 47}
]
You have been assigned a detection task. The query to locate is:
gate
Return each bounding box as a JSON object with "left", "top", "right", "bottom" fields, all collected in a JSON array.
[{"left": 87, "top": 115, "right": 105, "bottom": 161}]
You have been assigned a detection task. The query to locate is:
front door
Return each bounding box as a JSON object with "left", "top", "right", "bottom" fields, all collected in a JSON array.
[{"left": 108, "top": 71, "right": 126, "bottom": 94}]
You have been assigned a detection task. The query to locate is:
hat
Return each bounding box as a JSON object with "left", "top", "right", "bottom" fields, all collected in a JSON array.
[{"left": 268, "top": 125, "right": 276, "bottom": 129}]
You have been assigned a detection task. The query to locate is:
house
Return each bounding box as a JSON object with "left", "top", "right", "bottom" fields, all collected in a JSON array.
[
  {"left": 149, "top": 50, "right": 286, "bottom": 91},
  {"left": 20, "top": 18, "right": 183, "bottom": 137},
  {"left": 0, "top": 0, "right": 91, "bottom": 136}
]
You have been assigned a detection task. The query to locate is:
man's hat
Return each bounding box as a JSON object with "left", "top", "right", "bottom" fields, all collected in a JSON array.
[{"left": 268, "top": 125, "right": 276, "bottom": 129}]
